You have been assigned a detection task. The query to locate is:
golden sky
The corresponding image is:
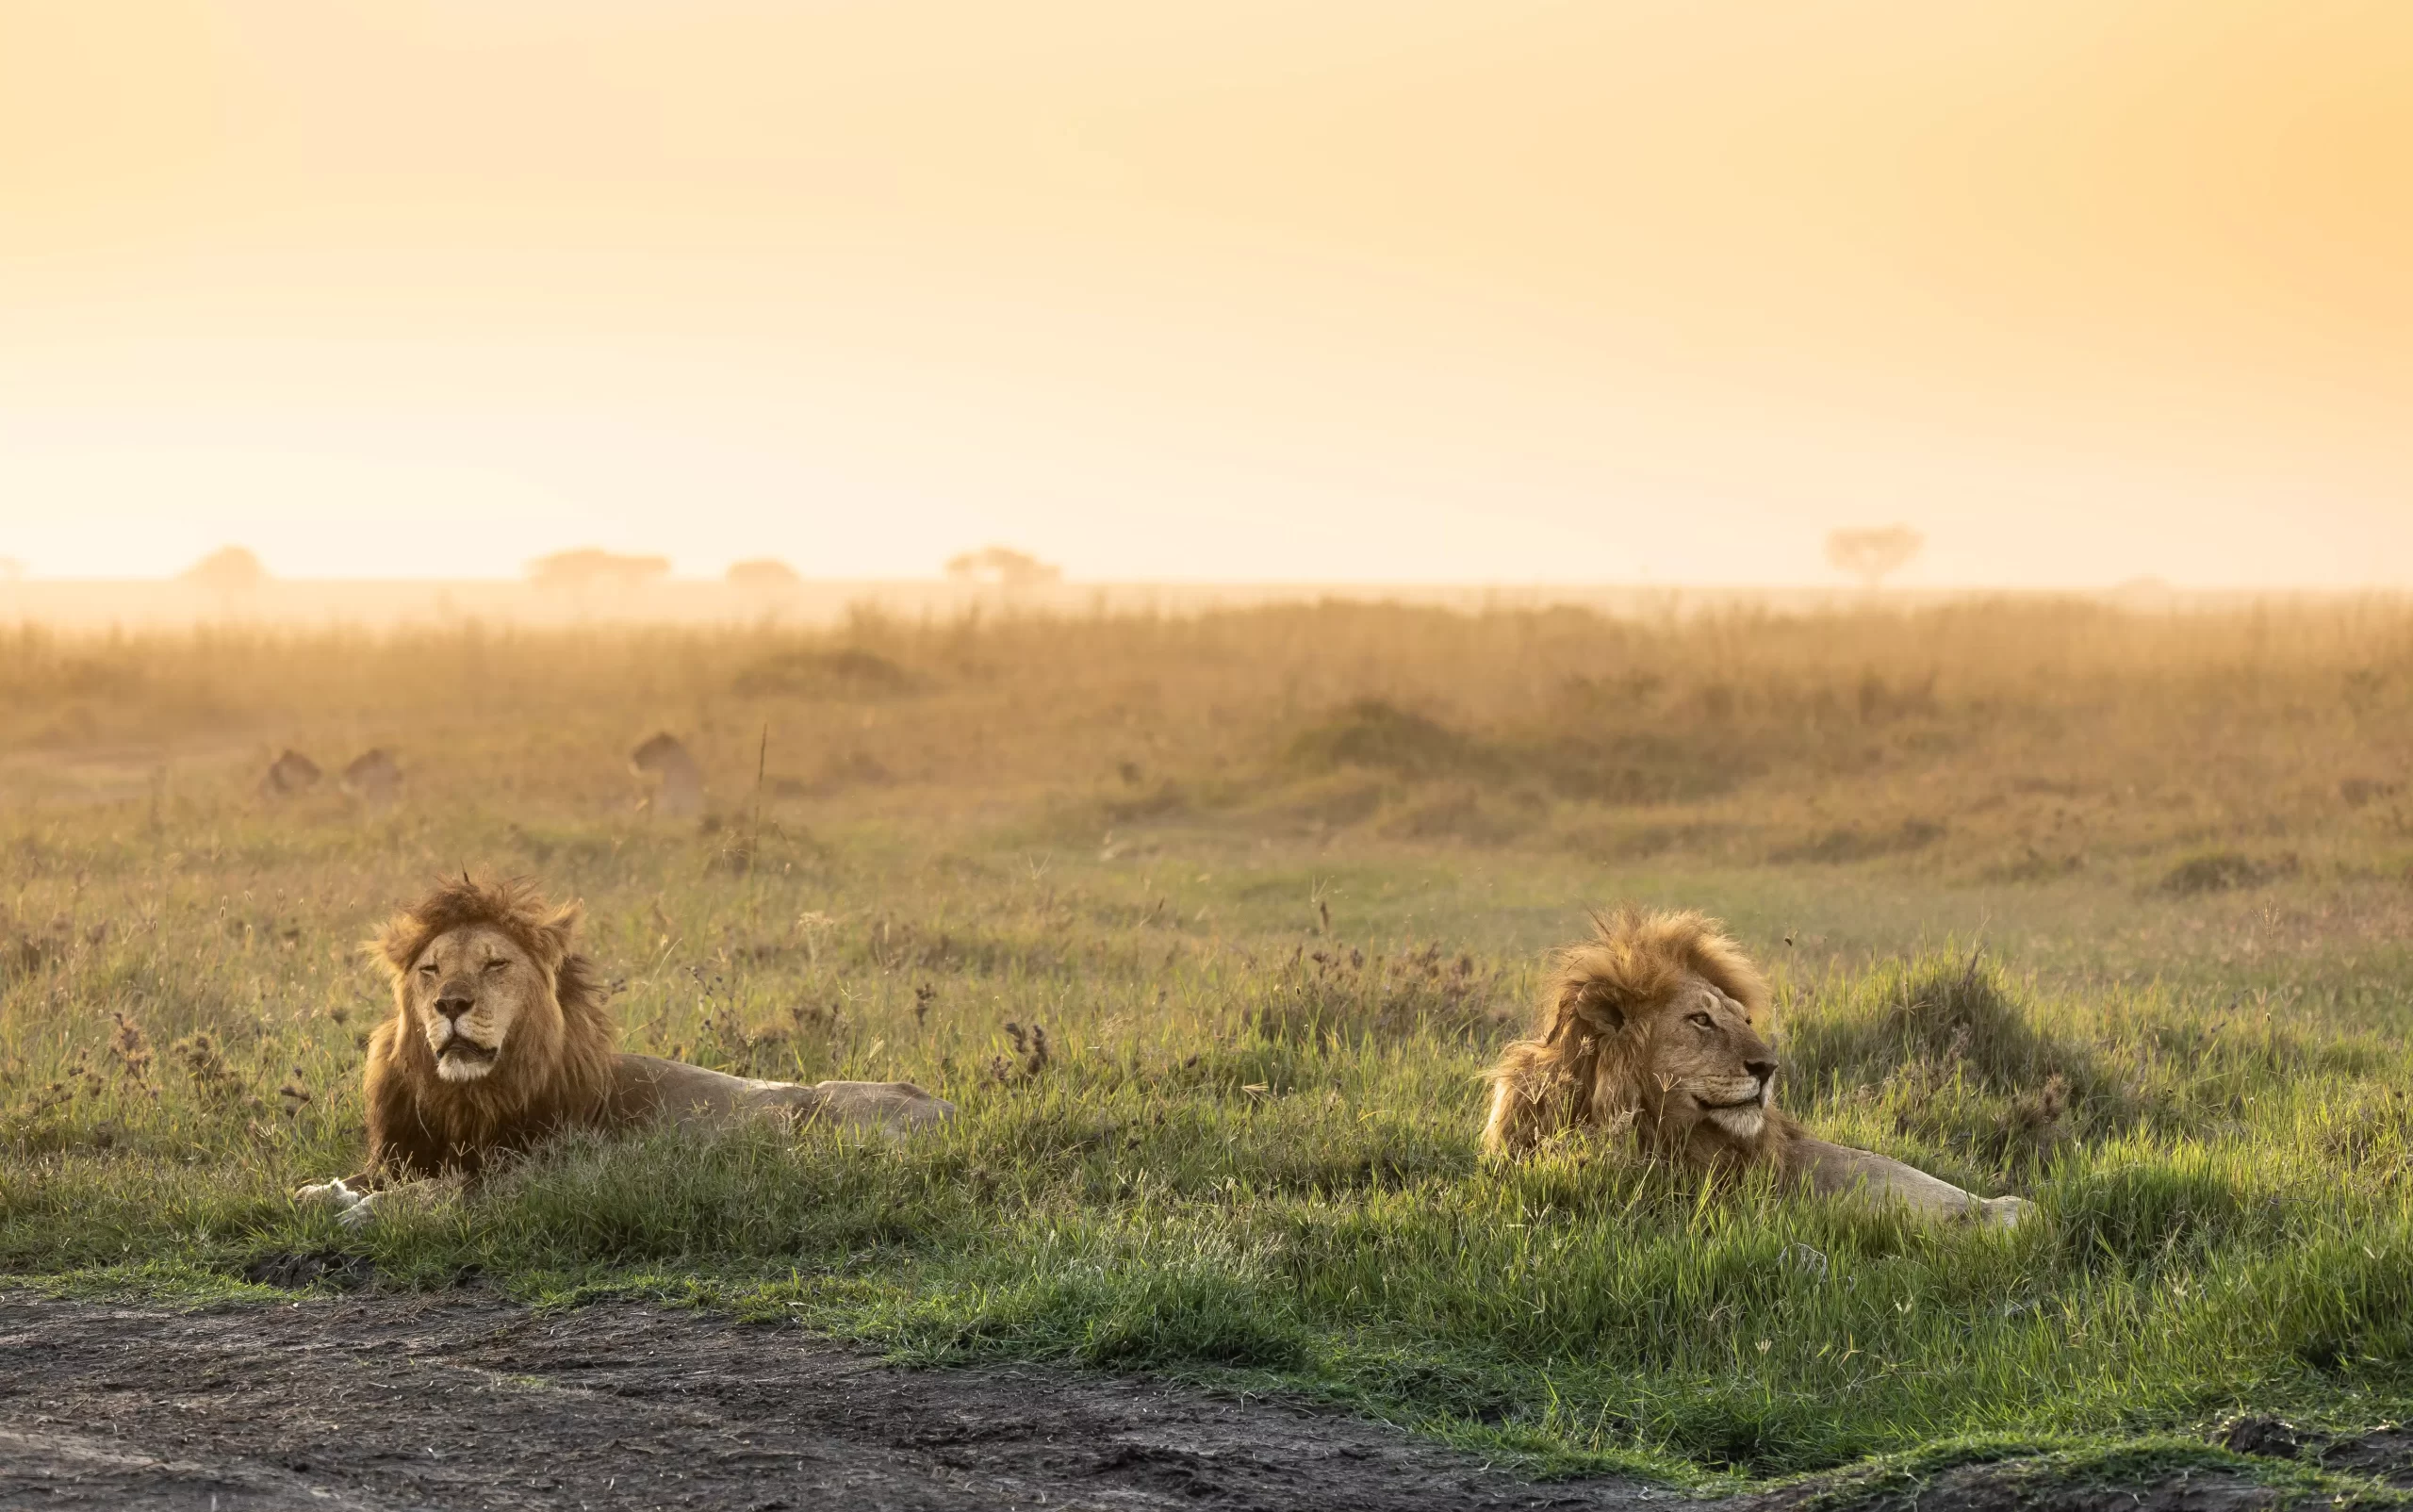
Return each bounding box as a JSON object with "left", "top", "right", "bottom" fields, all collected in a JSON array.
[{"left": 1, "top": 1, "right": 2406, "bottom": 583}]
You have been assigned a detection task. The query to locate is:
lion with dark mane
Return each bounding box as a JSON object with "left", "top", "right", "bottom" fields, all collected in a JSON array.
[
  {"left": 299, "top": 875, "right": 951, "bottom": 1224},
  {"left": 1484, "top": 907, "right": 2030, "bottom": 1227}
]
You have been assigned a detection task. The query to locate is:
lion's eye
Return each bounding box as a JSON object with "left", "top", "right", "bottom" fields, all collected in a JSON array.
[
  {"left": 482, "top": 960, "right": 509, "bottom": 976},
  {"left": 417, "top": 962, "right": 438, "bottom": 978},
  {"left": 1687, "top": 1011, "right": 1715, "bottom": 1029}
]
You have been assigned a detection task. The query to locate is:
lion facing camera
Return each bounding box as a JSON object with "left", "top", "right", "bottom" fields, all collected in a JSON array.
[
  {"left": 297, "top": 874, "right": 953, "bottom": 1224},
  {"left": 1484, "top": 907, "right": 2031, "bottom": 1228}
]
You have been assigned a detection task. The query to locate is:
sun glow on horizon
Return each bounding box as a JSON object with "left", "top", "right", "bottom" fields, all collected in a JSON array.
[{"left": 3, "top": 2, "right": 2407, "bottom": 587}]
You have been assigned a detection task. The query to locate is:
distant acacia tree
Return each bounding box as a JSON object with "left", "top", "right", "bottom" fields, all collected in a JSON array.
[
  {"left": 726, "top": 558, "right": 801, "bottom": 593},
  {"left": 526, "top": 549, "right": 671, "bottom": 594},
  {"left": 944, "top": 546, "right": 1061, "bottom": 588},
  {"left": 182, "top": 546, "right": 268, "bottom": 596},
  {"left": 1824, "top": 526, "right": 1924, "bottom": 590}
]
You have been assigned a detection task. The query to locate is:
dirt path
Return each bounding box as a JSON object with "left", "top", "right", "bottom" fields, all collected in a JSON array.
[
  {"left": 0, "top": 1290, "right": 2362, "bottom": 1512},
  {"left": 1, "top": 1290, "right": 1669, "bottom": 1511}
]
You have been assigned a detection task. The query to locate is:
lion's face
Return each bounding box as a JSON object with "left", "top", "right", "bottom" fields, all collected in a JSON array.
[
  {"left": 1483, "top": 907, "right": 1787, "bottom": 1163},
  {"left": 402, "top": 924, "right": 550, "bottom": 1083},
  {"left": 1631, "top": 975, "right": 1779, "bottom": 1144}
]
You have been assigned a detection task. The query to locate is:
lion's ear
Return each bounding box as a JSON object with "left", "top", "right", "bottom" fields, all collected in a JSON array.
[
  {"left": 530, "top": 901, "right": 583, "bottom": 973},
  {"left": 369, "top": 916, "right": 419, "bottom": 980},
  {"left": 1562, "top": 978, "right": 1627, "bottom": 1031}
]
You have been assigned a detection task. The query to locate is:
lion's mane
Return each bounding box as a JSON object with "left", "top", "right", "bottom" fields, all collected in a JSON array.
[
  {"left": 361, "top": 873, "right": 621, "bottom": 1181},
  {"left": 1482, "top": 905, "right": 1796, "bottom": 1166}
]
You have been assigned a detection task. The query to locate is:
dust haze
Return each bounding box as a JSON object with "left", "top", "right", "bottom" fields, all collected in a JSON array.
[{"left": 8, "top": 6, "right": 2413, "bottom": 1506}]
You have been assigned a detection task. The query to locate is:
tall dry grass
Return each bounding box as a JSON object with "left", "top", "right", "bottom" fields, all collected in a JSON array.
[{"left": 6, "top": 598, "right": 2410, "bottom": 877}]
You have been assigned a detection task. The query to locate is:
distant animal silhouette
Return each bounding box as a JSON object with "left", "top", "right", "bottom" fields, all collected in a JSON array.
[
  {"left": 342, "top": 748, "right": 403, "bottom": 812},
  {"left": 259, "top": 749, "right": 321, "bottom": 800},
  {"left": 630, "top": 732, "right": 704, "bottom": 818}
]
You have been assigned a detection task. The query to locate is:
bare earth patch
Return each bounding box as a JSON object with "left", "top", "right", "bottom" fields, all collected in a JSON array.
[
  {"left": 1, "top": 1292, "right": 2358, "bottom": 1512},
  {"left": 0, "top": 1291, "right": 1662, "bottom": 1511}
]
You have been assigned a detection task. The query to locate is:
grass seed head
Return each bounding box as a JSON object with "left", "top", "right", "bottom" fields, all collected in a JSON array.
[{"left": 107, "top": 1012, "right": 154, "bottom": 1086}]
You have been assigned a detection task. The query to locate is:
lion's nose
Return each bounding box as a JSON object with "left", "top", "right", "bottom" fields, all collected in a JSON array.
[
  {"left": 1746, "top": 1057, "right": 1778, "bottom": 1084},
  {"left": 435, "top": 991, "right": 475, "bottom": 1023}
]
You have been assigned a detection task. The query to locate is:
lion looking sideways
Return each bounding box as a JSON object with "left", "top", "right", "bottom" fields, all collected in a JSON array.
[
  {"left": 298, "top": 875, "right": 953, "bottom": 1224},
  {"left": 1484, "top": 908, "right": 2032, "bottom": 1228}
]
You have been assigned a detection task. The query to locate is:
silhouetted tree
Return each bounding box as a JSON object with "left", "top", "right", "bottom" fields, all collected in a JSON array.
[
  {"left": 944, "top": 546, "right": 1061, "bottom": 588},
  {"left": 726, "top": 558, "right": 801, "bottom": 592},
  {"left": 1825, "top": 526, "right": 1924, "bottom": 590},
  {"left": 182, "top": 547, "right": 268, "bottom": 596},
  {"left": 526, "top": 549, "right": 671, "bottom": 593}
]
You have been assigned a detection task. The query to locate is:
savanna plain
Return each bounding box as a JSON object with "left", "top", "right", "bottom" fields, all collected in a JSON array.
[{"left": 6, "top": 600, "right": 2413, "bottom": 1499}]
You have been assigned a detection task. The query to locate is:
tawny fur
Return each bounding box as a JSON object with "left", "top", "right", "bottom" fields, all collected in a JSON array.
[
  {"left": 1484, "top": 906, "right": 1794, "bottom": 1169},
  {"left": 337, "top": 874, "right": 953, "bottom": 1201},
  {"left": 1482, "top": 906, "right": 2036, "bottom": 1228},
  {"left": 359, "top": 874, "right": 622, "bottom": 1181}
]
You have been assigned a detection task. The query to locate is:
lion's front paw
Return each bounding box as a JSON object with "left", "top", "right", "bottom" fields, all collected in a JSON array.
[
  {"left": 1978, "top": 1194, "right": 2035, "bottom": 1230},
  {"left": 299, "top": 1177, "right": 394, "bottom": 1227},
  {"left": 295, "top": 1177, "right": 366, "bottom": 1213}
]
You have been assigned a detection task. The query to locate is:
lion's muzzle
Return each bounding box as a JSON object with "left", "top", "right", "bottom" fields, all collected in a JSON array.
[
  {"left": 424, "top": 983, "right": 504, "bottom": 1075},
  {"left": 432, "top": 1032, "right": 501, "bottom": 1080},
  {"left": 1691, "top": 1066, "right": 1777, "bottom": 1137},
  {"left": 427, "top": 986, "right": 501, "bottom": 1081},
  {"left": 1690, "top": 1073, "right": 1772, "bottom": 1109}
]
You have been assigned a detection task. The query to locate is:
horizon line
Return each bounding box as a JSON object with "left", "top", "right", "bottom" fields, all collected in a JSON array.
[{"left": 2, "top": 575, "right": 2402, "bottom": 595}]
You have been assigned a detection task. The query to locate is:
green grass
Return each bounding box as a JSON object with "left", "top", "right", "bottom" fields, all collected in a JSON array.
[
  {"left": 6, "top": 604, "right": 2413, "bottom": 1487},
  {"left": 8, "top": 812, "right": 2413, "bottom": 1485}
]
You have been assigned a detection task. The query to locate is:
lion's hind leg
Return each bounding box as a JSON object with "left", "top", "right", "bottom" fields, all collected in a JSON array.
[
  {"left": 1785, "top": 1135, "right": 2034, "bottom": 1228},
  {"left": 1977, "top": 1193, "right": 2037, "bottom": 1229},
  {"left": 791, "top": 1079, "right": 957, "bottom": 1139}
]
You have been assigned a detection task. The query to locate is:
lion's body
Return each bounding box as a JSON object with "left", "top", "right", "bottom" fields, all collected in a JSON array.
[
  {"left": 1485, "top": 907, "right": 2031, "bottom": 1227},
  {"left": 303, "top": 876, "right": 951, "bottom": 1222},
  {"left": 613, "top": 1053, "right": 951, "bottom": 1137}
]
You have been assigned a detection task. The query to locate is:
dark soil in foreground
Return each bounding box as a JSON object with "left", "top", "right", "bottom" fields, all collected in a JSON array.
[
  {"left": 0, "top": 1290, "right": 2379, "bottom": 1512},
  {"left": 0, "top": 1290, "right": 1664, "bottom": 1512}
]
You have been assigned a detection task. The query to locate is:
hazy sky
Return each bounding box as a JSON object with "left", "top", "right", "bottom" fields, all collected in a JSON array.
[{"left": 2, "top": 2, "right": 2406, "bottom": 584}]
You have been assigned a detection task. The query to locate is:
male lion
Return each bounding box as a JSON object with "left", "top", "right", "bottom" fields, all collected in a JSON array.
[
  {"left": 298, "top": 875, "right": 952, "bottom": 1224},
  {"left": 1484, "top": 908, "right": 2032, "bottom": 1228}
]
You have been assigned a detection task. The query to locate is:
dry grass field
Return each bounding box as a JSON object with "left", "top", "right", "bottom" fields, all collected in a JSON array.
[{"left": 5, "top": 599, "right": 2413, "bottom": 1490}]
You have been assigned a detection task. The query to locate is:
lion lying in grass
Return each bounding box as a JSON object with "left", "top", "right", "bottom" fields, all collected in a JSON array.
[
  {"left": 1485, "top": 907, "right": 2032, "bottom": 1228},
  {"left": 298, "top": 875, "right": 952, "bottom": 1225}
]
